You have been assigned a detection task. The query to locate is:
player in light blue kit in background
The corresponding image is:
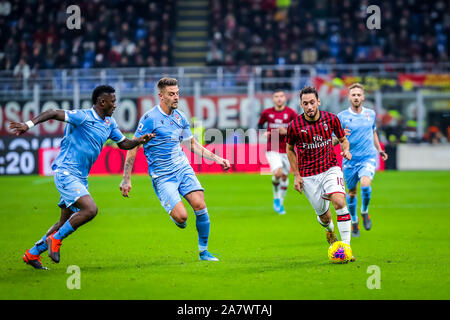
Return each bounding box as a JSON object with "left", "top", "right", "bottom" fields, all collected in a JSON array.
[
  {"left": 120, "top": 78, "right": 230, "bottom": 261},
  {"left": 336, "top": 83, "right": 388, "bottom": 237},
  {"left": 10, "top": 85, "right": 153, "bottom": 269}
]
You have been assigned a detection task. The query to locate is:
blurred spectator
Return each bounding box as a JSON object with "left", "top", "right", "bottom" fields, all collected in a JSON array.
[
  {"left": 206, "top": 44, "right": 224, "bottom": 66},
  {"left": 379, "top": 109, "right": 408, "bottom": 145},
  {"left": 13, "top": 57, "right": 30, "bottom": 80},
  {"left": 0, "top": 0, "right": 175, "bottom": 70},
  {"left": 0, "top": 0, "right": 11, "bottom": 16},
  {"left": 423, "top": 125, "right": 447, "bottom": 144}
]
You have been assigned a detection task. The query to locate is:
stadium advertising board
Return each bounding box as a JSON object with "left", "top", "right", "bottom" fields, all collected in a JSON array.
[
  {"left": 314, "top": 73, "right": 450, "bottom": 92},
  {"left": 0, "top": 94, "right": 300, "bottom": 136},
  {"left": 37, "top": 143, "right": 384, "bottom": 176},
  {"left": 0, "top": 97, "right": 140, "bottom": 136},
  {"left": 0, "top": 136, "right": 61, "bottom": 175},
  {"left": 39, "top": 144, "right": 272, "bottom": 176}
]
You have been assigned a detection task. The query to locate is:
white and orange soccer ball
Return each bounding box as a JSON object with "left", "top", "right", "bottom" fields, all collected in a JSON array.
[{"left": 328, "top": 241, "right": 353, "bottom": 263}]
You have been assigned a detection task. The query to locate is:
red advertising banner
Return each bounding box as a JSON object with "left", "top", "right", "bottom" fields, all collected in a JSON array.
[{"left": 39, "top": 143, "right": 385, "bottom": 176}]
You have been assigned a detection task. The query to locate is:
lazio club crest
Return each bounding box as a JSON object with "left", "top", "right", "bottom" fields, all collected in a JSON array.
[{"left": 174, "top": 114, "right": 181, "bottom": 125}]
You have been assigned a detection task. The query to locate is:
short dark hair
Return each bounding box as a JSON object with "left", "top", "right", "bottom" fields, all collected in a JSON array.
[
  {"left": 299, "top": 86, "right": 318, "bottom": 100},
  {"left": 273, "top": 88, "right": 285, "bottom": 94},
  {"left": 157, "top": 77, "right": 178, "bottom": 92},
  {"left": 92, "top": 85, "right": 115, "bottom": 105}
]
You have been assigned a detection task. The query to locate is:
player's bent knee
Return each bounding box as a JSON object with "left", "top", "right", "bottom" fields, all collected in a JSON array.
[
  {"left": 348, "top": 189, "right": 357, "bottom": 197},
  {"left": 333, "top": 199, "right": 346, "bottom": 210},
  {"left": 330, "top": 194, "right": 346, "bottom": 210},
  {"left": 85, "top": 206, "right": 98, "bottom": 221},
  {"left": 178, "top": 215, "right": 188, "bottom": 224},
  {"left": 360, "top": 177, "right": 372, "bottom": 187},
  {"left": 171, "top": 206, "right": 188, "bottom": 225},
  {"left": 274, "top": 169, "right": 283, "bottom": 179},
  {"left": 170, "top": 212, "right": 188, "bottom": 229},
  {"left": 192, "top": 202, "right": 206, "bottom": 212}
]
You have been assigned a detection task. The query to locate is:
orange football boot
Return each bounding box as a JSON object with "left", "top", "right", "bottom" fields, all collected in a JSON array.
[
  {"left": 46, "top": 233, "right": 62, "bottom": 263},
  {"left": 23, "top": 250, "right": 48, "bottom": 270}
]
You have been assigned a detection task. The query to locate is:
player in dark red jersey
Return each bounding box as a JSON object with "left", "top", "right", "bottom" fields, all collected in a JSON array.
[
  {"left": 286, "top": 86, "right": 355, "bottom": 261},
  {"left": 258, "top": 89, "right": 298, "bottom": 214}
]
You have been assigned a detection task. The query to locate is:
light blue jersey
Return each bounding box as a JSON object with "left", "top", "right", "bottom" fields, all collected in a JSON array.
[
  {"left": 337, "top": 107, "right": 377, "bottom": 161},
  {"left": 52, "top": 108, "right": 126, "bottom": 179},
  {"left": 135, "top": 105, "right": 193, "bottom": 179},
  {"left": 135, "top": 104, "right": 212, "bottom": 256},
  {"left": 338, "top": 106, "right": 378, "bottom": 190}
]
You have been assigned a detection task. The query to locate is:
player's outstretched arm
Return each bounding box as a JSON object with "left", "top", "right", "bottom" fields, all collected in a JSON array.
[
  {"left": 117, "top": 133, "right": 154, "bottom": 150},
  {"left": 119, "top": 138, "right": 141, "bottom": 198},
  {"left": 373, "top": 130, "right": 388, "bottom": 161},
  {"left": 188, "top": 137, "right": 230, "bottom": 170},
  {"left": 9, "top": 109, "right": 66, "bottom": 136},
  {"left": 338, "top": 136, "right": 352, "bottom": 160},
  {"left": 286, "top": 143, "right": 303, "bottom": 194}
]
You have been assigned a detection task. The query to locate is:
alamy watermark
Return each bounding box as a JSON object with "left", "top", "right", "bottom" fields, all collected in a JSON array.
[
  {"left": 66, "top": 265, "right": 81, "bottom": 290},
  {"left": 366, "top": 265, "right": 381, "bottom": 289},
  {"left": 366, "top": 5, "right": 381, "bottom": 30},
  {"left": 66, "top": 5, "right": 81, "bottom": 30}
]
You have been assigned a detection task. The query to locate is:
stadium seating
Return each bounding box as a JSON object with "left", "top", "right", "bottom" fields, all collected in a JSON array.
[
  {"left": 0, "top": 0, "right": 176, "bottom": 71},
  {"left": 207, "top": 0, "right": 449, "bottom": 66},
  {"left": 0, "top": 0, "right": 448, "bottom": 71}
]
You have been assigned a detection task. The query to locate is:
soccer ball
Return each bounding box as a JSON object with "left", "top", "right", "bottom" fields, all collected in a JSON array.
[{"left": 328, "top": 241, "right": 352, "bottom": 263}]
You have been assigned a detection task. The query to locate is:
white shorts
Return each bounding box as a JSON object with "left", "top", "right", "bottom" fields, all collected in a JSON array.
[
  {"left": 266, "top": 151, "right": 290, "bottom": 175},
  {"left": 302, "top": 166, "right": 346, "bottom": 216}
]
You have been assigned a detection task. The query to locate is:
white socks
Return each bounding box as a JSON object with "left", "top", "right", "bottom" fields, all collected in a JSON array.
[
  {"left": 336, "top": 207, "right": 351, "bottom": 245},
  {"left": 272, "top": 175, "right": 280, "bottom": 199},
  {"left": 279, "top": 178, "right": 288, "bottom": 204}
]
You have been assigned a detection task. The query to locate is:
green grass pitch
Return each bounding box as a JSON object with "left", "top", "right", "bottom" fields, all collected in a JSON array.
[{"left": 1, "top": 171, "right": 449, "bottom": 300}]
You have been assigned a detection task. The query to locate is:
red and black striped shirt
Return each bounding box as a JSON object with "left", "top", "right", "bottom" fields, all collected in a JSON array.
[{"left": 286, "top": 110, "right": 345, "bottom": 177}]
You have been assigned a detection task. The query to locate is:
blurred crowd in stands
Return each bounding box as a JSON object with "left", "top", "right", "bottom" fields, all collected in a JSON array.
[
  {"left": 207, "top": 0, "right": 449, "bottom": 66},
  {"left": 0, "top": 0, "right": 175, "bottom": 76},
  {"left": 0, "top": 0, "right": 448, "bottom": 72}
]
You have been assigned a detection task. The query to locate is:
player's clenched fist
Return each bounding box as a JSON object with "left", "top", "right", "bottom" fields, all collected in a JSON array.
[
  {"left": 341, "top": 149, "right": 352, "bottom": 160},
  {"left": 119, "top": 179, "right": 132, "bottom": 198},
  {"left": 294, "top": 175, "right": 304, "bottom": 194},
  {"left": 219, "top": 158, "right": 231, "bottom": 170}
]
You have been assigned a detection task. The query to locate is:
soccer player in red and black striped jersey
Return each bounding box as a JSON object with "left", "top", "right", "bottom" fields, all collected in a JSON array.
[
  {"left": 257, "top": 89, "right": 297, "bottom": 214},
  {"left": 286, "top": 86, "right": 355, "bottom": 261}
]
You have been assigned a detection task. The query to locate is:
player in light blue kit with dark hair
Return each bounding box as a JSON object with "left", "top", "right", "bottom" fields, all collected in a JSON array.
[
  {"left": 120, "top": 78, "right": 230, "bottom": 261},
  {"left": 10, "top": 85, "right": 153, "bottom": 269},
  {"left": 336, "top": 83, "right": 388, "bottom": 237}
]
